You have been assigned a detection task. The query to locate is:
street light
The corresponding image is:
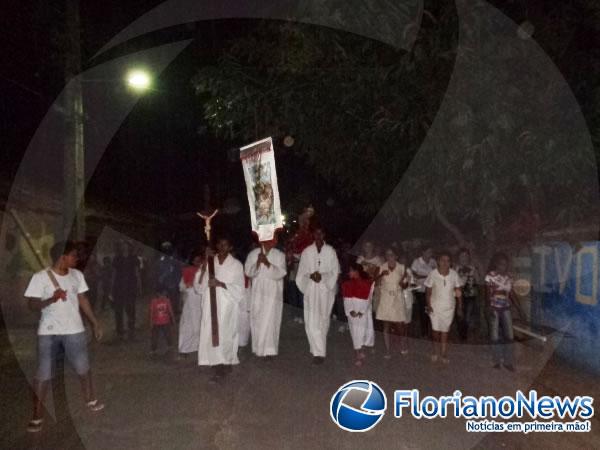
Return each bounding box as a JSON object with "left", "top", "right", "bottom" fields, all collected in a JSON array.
[{"left": 126, "top": 69, "right": 151, "bottom": 91}]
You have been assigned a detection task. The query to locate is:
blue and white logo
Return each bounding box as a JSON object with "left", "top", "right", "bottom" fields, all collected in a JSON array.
[{"left": 330, "top": 380, "right": 387, "bottom": 432}]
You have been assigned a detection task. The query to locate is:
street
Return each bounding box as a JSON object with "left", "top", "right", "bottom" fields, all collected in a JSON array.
[{"left": 2, "top": 303, "right": 599, "bottom": 450}]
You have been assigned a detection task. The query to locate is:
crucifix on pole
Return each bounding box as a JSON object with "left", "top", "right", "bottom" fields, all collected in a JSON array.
[{"left": 197, "top": 209, "right": 219, "bottom": 347}]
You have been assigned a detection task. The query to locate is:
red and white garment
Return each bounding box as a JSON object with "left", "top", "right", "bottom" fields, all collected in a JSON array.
[{"left": 342, "top": 278, "right": 375, "bottom": 350}]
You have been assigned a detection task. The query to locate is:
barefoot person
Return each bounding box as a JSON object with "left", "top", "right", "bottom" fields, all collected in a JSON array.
[
  {"left": 24, "top": 241, "right": 104, "bottom": 433},
  {"left": 375, "top": 248, "right": 410, "bottom": 358},
  {"left": 425, "top": 251, "right": 462, "bottom": 364},
  {"left": 342, "top": 262, "right": 375, "bottom": 366},
  {"left": 245, "top": 239, "right": 287, "bottom": 358},
  {"left": 196, "top": 237, "right": 245, "bottom": 382},
  {"left": 296, "top": 227, "right": 340, "bottom": 364}
]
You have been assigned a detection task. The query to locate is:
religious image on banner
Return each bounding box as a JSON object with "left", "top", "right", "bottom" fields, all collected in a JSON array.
[
  {"left": 251, "top": 162, "right": 274, "bottom": 225},
  {"left": 240, "top": 137, "right": 283, "bottom": 242}
]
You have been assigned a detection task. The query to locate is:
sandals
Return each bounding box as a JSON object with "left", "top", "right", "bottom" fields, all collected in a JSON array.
[
  {"left": 27, "top": 399, "right": 103, "bottom": 432},
  {"left": 27, "top": 418, "right": 43, "bottom": 433},
  {"left": 86, "top": 399, "right": 105, "bottom": 412}
]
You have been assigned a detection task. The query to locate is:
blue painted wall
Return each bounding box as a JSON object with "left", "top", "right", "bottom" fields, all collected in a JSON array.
[{"left": 528, "top": 242, "right": 599, "bottom": 373}]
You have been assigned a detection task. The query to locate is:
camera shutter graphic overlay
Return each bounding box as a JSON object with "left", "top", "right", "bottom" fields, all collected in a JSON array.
[{"left": 344, "top": 386, "right": 370, "bottom": 409}]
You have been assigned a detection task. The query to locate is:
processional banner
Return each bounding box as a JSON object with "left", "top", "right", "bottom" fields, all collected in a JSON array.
[{"left": 240, "top": 137, "right": 283, "bottom": 242}]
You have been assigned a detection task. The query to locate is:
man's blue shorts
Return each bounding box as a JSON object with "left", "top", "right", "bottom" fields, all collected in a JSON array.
[{"left": 37, "top": 332, "right": 90, "bottom": 381}]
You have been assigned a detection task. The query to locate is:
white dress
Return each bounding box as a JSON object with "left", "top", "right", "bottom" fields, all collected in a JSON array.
[
  {"left": 296, "top": 243, "right": 341, "bottom": 357},
  {"left": 375, "top": 262, "right": 409, "bottom": 323},
  {"left": 244, "top": 248, "right": 287, "bottom": 356},
  {"left": 196, "top": 254, "right": 245, "bottom": 366},
  {"left": 424, "top": 269, "right": 462, "bottom": 332}
]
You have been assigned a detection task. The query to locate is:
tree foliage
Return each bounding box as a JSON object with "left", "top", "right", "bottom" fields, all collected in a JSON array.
[
  {"left": 193, "top": 2, "right": 457, "bottom": 216},
  {"left": 193, "top": 0, "right": 600, "bottom": 248}
]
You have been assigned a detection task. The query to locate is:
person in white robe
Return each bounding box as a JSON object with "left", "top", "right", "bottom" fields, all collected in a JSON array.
[
  {"left": 244, "top": 241, "right": 287, "bottom": 357},
  {"left": 196, "top": 238, "right": 245, "bottom": 381},
  {"left": 178, "top": 255, "right": 203, "bottom": 356},
  {"left": 296, "top": 227, "right": 340, "bottom": 364},
  {"left": 238, "top": 276, "right": 251, "bottom": 348}
]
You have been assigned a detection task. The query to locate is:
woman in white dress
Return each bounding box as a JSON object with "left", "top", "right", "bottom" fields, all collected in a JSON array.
[
  {"left": 424, "top": 251, "right": 462, "bottom": 364},
  {"left": 375, "top": 248, "right": 410, "bottom": 358}
]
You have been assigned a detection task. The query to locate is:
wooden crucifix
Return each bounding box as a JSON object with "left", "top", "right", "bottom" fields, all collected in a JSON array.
[{"left": 197, "top": 209, "right": 219, "bottom": 347}]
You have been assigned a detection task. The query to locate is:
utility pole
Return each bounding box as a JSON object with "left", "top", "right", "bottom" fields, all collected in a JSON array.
[{"left": 63, "top": 0, "right": 85, "bottom": 240}]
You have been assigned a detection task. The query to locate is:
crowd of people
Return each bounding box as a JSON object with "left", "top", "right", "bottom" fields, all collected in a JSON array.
[
  {"left": 21, "top": 208, "right": 522, "bottom": 433},
  {"left": 330, "top": 241, "right": 518, "bottom": 369}
]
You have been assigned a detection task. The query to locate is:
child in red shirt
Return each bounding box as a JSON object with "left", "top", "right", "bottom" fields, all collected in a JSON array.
[{"left": 149, "top": 289, "right": 175, "bottom": 356}]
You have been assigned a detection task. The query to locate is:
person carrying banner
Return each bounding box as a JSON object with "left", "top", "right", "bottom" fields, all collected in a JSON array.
[
  {"left": 296, "top": 227, "right": 340, "bottom": 364},
  {"left": 244, "top": 238, "right": 287, "bottom": 358},
  {"left": 196, "top": 237, "right": 245, "bottom": 383}
]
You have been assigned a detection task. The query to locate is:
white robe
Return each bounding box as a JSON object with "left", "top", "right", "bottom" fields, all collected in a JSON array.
[
  {"left": 344, "top": 286, "right": 375, "bottom": 350},
  {"left": 178, "top": 276, "right": 202, "bottom": 353},
  {"left": 238, "top": 281, "right": 251, "bottom": 347},
  {"left": 244, "top": 247, "right": 287, "bottom": 356},
  {"left": 196, "top": 254, "right": 245, "bottom": 366},
  {"left": 296, "top": 243, "right": 340, "bottom": 357}
]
